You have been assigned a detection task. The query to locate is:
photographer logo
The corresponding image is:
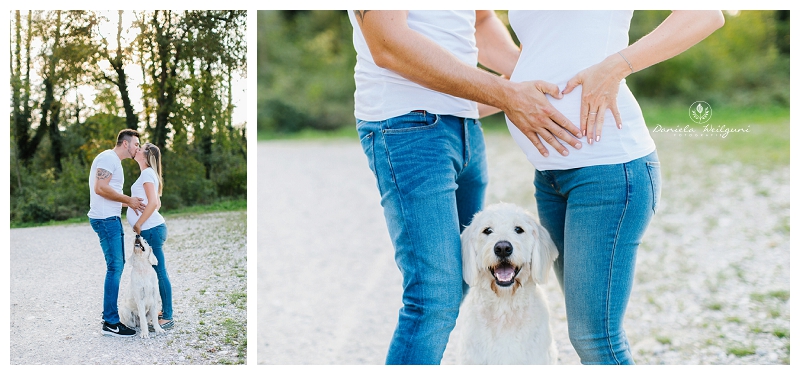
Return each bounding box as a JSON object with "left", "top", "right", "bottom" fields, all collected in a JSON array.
[{"left": 690, "top": 101, "right": 712, "bottom": 124}]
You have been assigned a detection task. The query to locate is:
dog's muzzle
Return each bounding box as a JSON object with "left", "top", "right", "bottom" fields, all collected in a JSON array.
[{"left": 491, "top": 241, "right": 519, "bottom": 287}]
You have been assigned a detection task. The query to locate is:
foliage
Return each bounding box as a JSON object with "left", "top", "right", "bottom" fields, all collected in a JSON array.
[
  {"left": 258, "top": 10, "right": 356, "bottom": 134},
  {"left": 258, "top": 10, "right": 789, "bottom": 135},
  {"left": 10, "top": 10, "right": 247, "bottom": 225},
  {"left": 627, "top": 10, "right": 790, "bottom": 108}
]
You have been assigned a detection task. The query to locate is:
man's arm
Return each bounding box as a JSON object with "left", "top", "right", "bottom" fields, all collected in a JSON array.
[
  {"left": 94, "top": 168, "right": 145, "bottom": 213},
  {"left": 354, "top": 10, "right": 582, "bottom": 157}
]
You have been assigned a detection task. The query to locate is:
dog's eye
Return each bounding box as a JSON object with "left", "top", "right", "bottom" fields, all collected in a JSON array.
[
  {"left": 482, "top": 227, "right": 493, "bottom": 235},
  {"left": 515, "top": 226, "right": 525, "bottom": 234}
]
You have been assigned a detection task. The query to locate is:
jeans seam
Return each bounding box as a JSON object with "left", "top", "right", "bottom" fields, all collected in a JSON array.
[
  {"left": 380, "top": 122, "right": 423, "bottom": 364},
  {"left": 607, "top": 162, "right": 631, "bottom": 365}
]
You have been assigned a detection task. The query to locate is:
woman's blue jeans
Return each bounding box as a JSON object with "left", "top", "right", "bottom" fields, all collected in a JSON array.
[
  {"left": 140, "top": 223, "right": 173, "bottom": 321},
  {"left": 534, "top": 151, "right": 661, "bottom": 365},
  {"left": 357, "top": 112, "right": 488, "bottom": 364},
  {"left": 90, "top": 216, "right": 125, "bottom": 325}
]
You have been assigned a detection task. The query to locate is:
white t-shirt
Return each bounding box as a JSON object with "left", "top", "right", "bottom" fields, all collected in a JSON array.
[
  {"left": 88, "top": 149, "right": 124, "bottom": 219},
  {"left": 127, "top": 167, "right": 165, "bottom": 231},
  {"left": 507, "top": 10, "right": 656, "bottom": 170},
  {"left": 349, "top": 10, "right": 480, "bottom": 121}
]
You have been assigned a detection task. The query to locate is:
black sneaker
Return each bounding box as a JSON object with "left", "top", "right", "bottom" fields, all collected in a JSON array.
[{"left": 102, "top": 321, "right": 136, "bottom": 337}]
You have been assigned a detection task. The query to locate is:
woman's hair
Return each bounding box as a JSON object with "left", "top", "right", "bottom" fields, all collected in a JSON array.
[{"left": 143, "top": 143, "right": 164, "bottom": 196}]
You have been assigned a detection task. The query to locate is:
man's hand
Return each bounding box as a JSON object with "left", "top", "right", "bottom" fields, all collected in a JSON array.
[
  {"left": 128, "top": 196, "right": 145, "bottom": 215},
  {"left": 354, "top": 10, "right": 582, "bottom": 157},
  {"left": 502, "top": 80, "right": 583, "bottom": 157},
  {"left": 94, "top": 168, "right": 144, "bottom": 214}
]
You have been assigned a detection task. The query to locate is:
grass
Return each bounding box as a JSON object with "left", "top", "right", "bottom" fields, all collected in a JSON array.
[
  {"left": 751, "top": 290, "right": 790, "bottom": 303},
  {"left": 221, "top": 317, "right": 247, "bottom": 363},
  {"left": 640, "top": 103, "right": 790, "bottom": 167},
  {"left": 10, "top": 198, "right": 246, "bottom": 229},
  {"left": 258, "top": 104, "right": 789, "bottom": 168},
  {"left": 773, "top": 328, "right": 789, "bottom": 339},
  {"left": 656, "top": 336, "right": 672, "bottom": 345},
  {"left": 727, "top": 345, "right": 757, "bottom": 357},
  {"left": 707, "top": 302, "right": 724, "bottom": 311}
]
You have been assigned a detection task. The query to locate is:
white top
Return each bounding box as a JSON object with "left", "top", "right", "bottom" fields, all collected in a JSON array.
[
  {"left": 507, "top": 10, "right": 656, "bottom": 171},
  {"left": 349, "top": 10, "right": 480, "bottom": 121},
  {"left": 88, "top": 149, "right": 124, "bottom": 219},
  {"left": 126, "top": 167, "right": 165, "bottom": 231}
]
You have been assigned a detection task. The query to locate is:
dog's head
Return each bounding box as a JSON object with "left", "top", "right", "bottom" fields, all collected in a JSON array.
[
  {"left": 461, "top": 203, "right": 558, "bottom": 294},
  {"left": 134, "top": 235, "right": 158, "bottom": 266}
]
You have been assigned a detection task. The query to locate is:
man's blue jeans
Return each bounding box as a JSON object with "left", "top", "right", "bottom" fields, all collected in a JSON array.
[
  {"left": 90, "top": 216, "right": 125, "bottom": 325},
  {"left": 357, "top": 112, "right": 488, "bottom": 364},
  {"left": 534, "top": 151, "right": 661, "bottom": 364},
  {"left": 140, "top": 223, "right": 172, "bottom": 321}
]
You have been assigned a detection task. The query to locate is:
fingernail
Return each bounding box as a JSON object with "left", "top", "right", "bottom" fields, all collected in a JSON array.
[
  {"left": 596, "top": 135, "right": 601, "bottom": 142},
  {"left": 562, "top": 150, "right": 569, "bottom": 156},
  {"left": 583, "top": 130, "right": 587, "bottom": 137},
  {"left": 575, "top": 142, "right": 582, "bottom": 149},
  {"left": 617, "top": 123, "right": 622, "bottom": 129},
  {"left": 543, "top": 152, "right": 549, "bottom": 157},
  {"left": 588, "top": 138, "right": 592, "bottom": 145}
]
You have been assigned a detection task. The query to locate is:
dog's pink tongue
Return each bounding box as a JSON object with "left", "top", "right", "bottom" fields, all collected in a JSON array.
[{"left": 494, "top": 264, "right": 515, "bottom": 282}]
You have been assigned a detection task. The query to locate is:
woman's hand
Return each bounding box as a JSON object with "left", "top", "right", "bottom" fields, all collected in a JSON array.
[
  {"left": 561, "top": 10, "right": 725, "bottom": 145},
  {"left": 133, "top": 222, "right": 142, "bottom": 235},
  {"left": 561, "top": 53, "right": 631, "bottom": 144}
]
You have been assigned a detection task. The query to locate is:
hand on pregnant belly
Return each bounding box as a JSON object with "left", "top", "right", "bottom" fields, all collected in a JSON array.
[
  {"left": 504, "top": 80, "right": 583, "bottom": 158},
  {"left": 562, "top": 54, "right": 630, "bottom": 145}
]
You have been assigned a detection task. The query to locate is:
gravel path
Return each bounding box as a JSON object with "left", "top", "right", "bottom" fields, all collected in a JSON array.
[
  {"left": 10, "top": 211, "right": 247, "bottom": 365},
  {"left": 258, "top": 130, "right": 789, "bottom": 365}
]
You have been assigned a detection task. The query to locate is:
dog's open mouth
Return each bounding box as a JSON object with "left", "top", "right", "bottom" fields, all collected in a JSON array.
[{"left": 490, "top": 262, "right": 520, "bottom": 287}]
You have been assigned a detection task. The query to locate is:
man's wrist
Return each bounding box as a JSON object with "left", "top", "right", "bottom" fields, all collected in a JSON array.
[{"left": 491, "top": 78, "right": 517, "bottom": 113}]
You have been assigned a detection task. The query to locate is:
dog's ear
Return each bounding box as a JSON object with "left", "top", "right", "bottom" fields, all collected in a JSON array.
[
  {"left": 527, "top": 215, "right": 559, "bottom": 285},
  {"left": 461, "top": 220, "right": 480, "bottom": 287}
]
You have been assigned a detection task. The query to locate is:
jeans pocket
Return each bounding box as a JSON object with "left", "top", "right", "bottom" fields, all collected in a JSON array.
[
  {"left": 382, "top": 113, "right": 440, "bottom": 134},
  {"left": 646, "top": 161, "right": 662, "bottom": 214},
  {"left": 159, "top": 224, "right": 168, "bottom": 244}
]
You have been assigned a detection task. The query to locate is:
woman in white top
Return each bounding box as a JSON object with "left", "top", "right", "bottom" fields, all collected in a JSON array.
[
  {"left": 505, "top": 11, "right": 724, "bottom": 364},
  {"left": 128, "top": 142, "right": 173, "bottom": 330}
]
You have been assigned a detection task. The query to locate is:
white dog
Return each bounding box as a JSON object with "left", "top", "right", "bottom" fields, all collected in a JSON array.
[
  {"left": 119, "top": 235, "right": 164, "bottom": 338},
  {"left": 458, "top": 203, "right": 559, "bottom": 364}
]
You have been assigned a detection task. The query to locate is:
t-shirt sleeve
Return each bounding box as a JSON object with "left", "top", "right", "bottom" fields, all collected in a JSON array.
[
  {"left": 142, "top": 169, "right": 159, "bottom": 190},
  {"left": 95, "top": 152, "right": 119, "bottom": 177}
]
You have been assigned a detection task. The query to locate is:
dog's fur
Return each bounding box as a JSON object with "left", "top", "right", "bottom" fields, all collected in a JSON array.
[
  {"left": 458, "top": 203, "right": 559, "bottom": 364},
  {"left": 119, "top": 235, "right": 164, "bottom": 338}
]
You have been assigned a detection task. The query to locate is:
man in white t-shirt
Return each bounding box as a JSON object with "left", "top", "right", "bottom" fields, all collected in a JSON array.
[
  {"left": 349, "top": 11, "right": 581, "bottom": 364},
  {"left": 88, "top": 129, "right": 146, "bottom": 337}
]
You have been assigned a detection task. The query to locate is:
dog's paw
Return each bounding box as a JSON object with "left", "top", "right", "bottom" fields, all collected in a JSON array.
[
  {"left": 140, "top": 331, "right": 150, "bottom": 339},
  {"left": 154, "top": 326, "right": 166, "bottom": 335}
]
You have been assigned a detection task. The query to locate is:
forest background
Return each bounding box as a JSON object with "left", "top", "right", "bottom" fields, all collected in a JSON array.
[
  {"left": 10, "top": 10, "right": 248, "bottom": 226},
  {"left": 258, "top": 10, "right": 789, "bottom": 140}
]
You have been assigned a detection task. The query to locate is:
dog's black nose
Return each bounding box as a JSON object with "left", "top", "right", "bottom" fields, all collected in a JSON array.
[{"left": 494, "top": 241, "right": 513, "bottom": 258}]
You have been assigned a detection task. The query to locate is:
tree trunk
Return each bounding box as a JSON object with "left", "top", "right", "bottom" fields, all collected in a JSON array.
[{"left": 112, "top": 11, "right": 138, "bottom": 130}]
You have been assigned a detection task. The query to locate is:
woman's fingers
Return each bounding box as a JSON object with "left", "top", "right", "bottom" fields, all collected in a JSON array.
[
  {"left": 586, "top": 108, "right": 598, "bottom": 144},
  {"left": 562, "top": 75, "right": 581, "bottom": 95},
  {"left": 611, "top": 100, "right": 623, "bottom": 129},
  {"left": 595, "top": 103, "right": 609, "bottom": 142}
]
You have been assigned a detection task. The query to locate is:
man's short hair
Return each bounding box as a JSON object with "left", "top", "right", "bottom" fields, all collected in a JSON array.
[{"left": 116, "top": 129, "right": 140, "bottom": 146}]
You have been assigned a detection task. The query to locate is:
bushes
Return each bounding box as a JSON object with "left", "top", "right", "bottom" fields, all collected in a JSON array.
[
  {"left": 258, "top": 10, "right": 789, "bottom": 135},
  {"left": 258, "top": 10, "right": 356, "bottom": 134},
  {"left": 10, "top": 148, "right": 244, "bottom": 225}
]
